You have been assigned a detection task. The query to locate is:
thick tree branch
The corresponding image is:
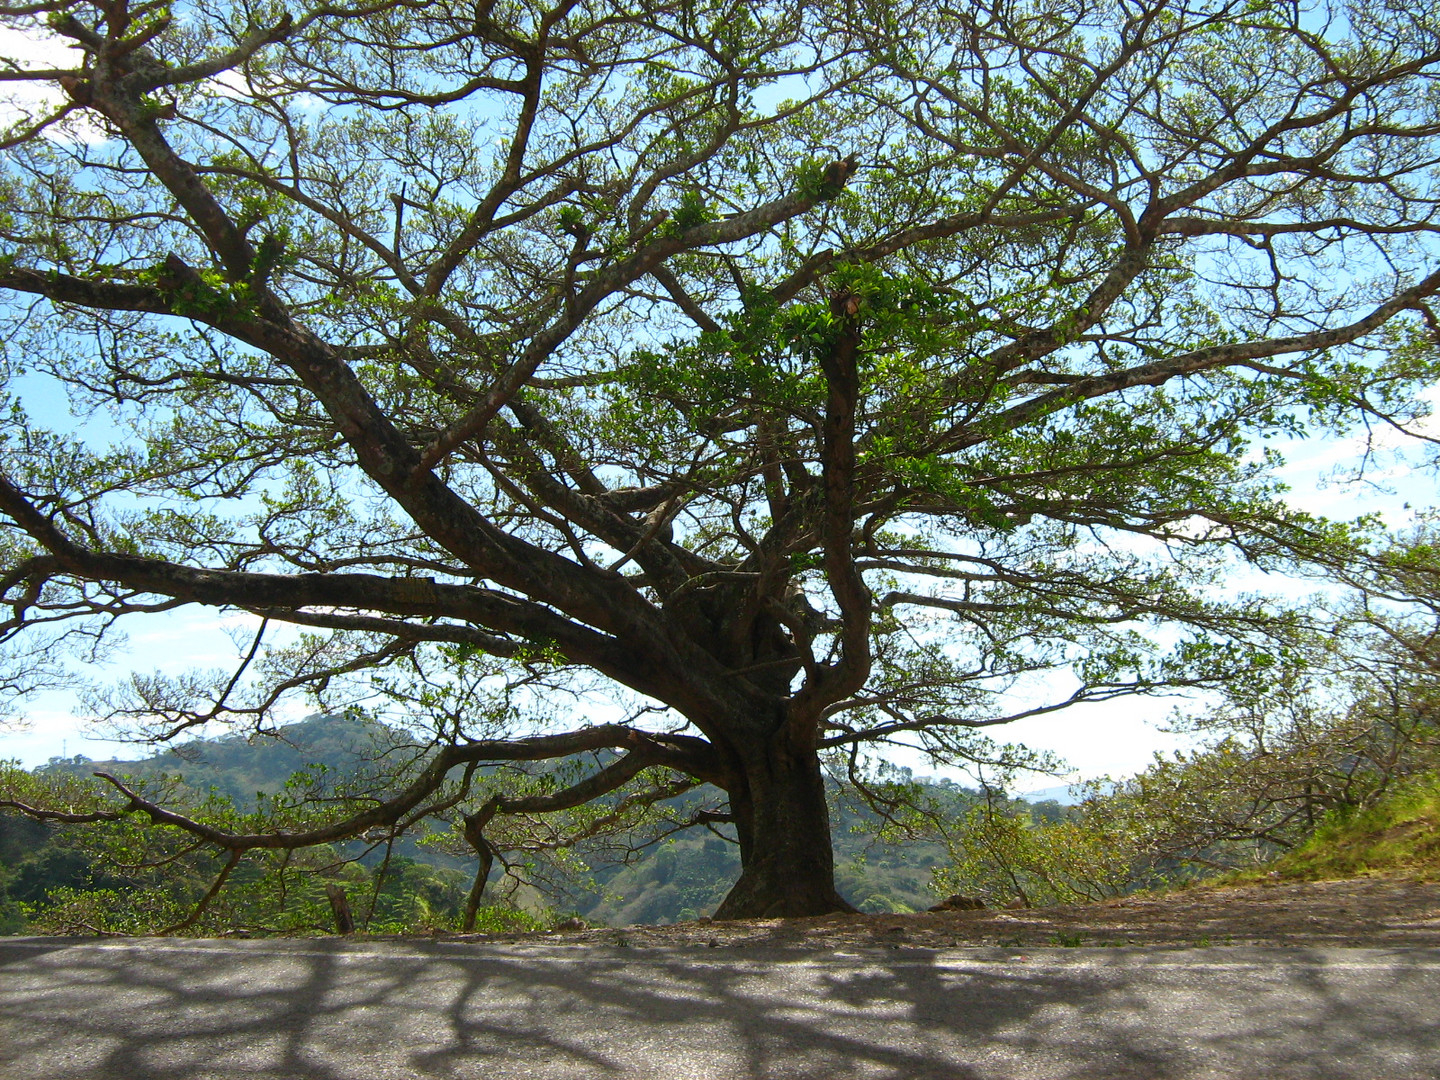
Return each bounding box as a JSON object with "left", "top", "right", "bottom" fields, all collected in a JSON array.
[
  {"left": 137, "top": 14, "right": 294, "bottom": 91},
  {"left": 413, "top": 167, "right": 859, "bottom": 475},
  {"left": 791, "top": 292, "right": 872, "bottom": 735},
  {"left": 85, "top": 723, "right": 719, "bottom": 854}
]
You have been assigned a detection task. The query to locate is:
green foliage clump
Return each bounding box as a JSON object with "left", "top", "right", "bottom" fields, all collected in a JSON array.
[
  {"left": 930, "top": 793, "right": 1144, "bottom": 908},
  {"left": 0, "top": 723, "right": 544, "bottom": 937}
]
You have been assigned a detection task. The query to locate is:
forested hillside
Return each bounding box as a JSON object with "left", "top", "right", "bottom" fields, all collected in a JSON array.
[
  {"left": 34, "top": 714, "right": 425, "bottom": 811},
  {"left": 1, "top": 714, "right": 976, "bottom": 930}
]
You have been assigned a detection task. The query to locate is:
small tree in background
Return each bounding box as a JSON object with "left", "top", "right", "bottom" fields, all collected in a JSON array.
[{"left": 913, "top": 540, "right": 1440, "bottom": 907}]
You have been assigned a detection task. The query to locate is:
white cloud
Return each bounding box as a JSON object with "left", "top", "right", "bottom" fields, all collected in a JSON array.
[
  {"left": 0, "top": 22, "right": 109, "bottom": 143},
  {"left": 0, "top": 20, "right": 79, "bottom": 68}
]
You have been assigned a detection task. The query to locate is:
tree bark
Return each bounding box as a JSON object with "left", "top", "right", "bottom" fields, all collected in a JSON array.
[
  {"left": 325, "top": 882, "right": 355, "bottom": 935},
  {"left": 711, "top": 736, "right": 856, "bottom": 919}
]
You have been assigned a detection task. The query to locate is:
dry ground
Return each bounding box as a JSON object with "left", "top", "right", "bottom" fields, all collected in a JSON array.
[{"left": 438, "top": 875, "right": 1440, "bottom": 951}]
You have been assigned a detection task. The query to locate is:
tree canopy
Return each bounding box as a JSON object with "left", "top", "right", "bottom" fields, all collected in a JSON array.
[{"left": 2, "top": 0, "right": 1440, "bottom": 919}]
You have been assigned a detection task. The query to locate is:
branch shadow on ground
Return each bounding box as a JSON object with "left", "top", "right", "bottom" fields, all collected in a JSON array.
[{"left": 2, "top": 938, "right": 1438, "bottom": 1079}]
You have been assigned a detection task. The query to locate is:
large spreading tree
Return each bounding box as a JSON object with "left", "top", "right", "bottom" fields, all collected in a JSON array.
[{"left": 1, "top": 0, "right": 1439, "bottom": 920}]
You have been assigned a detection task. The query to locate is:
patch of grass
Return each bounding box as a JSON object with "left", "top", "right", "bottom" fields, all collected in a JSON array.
[{"left": 1259, "top": 772, "right": 1440, "bottom": 883}]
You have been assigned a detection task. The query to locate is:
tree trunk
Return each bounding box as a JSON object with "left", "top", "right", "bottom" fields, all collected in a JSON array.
[
  {"left": 711, "top": 739, "right": 856, "bottom": 919},
  {"left": 324, "top": 882, "right": 355, "bottom": 935}
]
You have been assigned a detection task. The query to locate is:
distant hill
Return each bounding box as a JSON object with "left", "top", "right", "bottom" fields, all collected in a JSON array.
[
  {"left": 35, "top": 713, "right": 411, "bottom": 808},
  {"left": 18, "top": 714, "right": 985, "bottom": 924}
]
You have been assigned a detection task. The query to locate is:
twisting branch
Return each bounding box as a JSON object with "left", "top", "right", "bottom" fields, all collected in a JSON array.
[
  {"left": 792, "top": 290, "right": 872, "bottom": 734},
  {"left": 153, "top": 849, "right": 244, "bottom": 936}
]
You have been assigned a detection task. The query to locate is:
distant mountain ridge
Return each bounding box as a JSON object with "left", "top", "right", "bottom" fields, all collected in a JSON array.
[{"left": 37, "top": 713, "right": 410, "bottom": 808}]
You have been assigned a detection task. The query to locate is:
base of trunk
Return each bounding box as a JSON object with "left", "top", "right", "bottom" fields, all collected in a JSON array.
[
  {"left": 712, "top": 868, "right": 858, "bottom": 920},
  {"left": 707, "top": 726, "right": 855, "bottom": 920}
]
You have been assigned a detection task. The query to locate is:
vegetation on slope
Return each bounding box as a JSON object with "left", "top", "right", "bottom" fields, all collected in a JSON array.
[
  {"left": 1243, "top": 773, "right": 1440, "bottom": 884},
  {"left": 0, "top": 716, "right": 534, "bottom": 935}
]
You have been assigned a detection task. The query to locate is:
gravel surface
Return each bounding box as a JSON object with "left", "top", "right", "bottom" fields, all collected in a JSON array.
[{"left": 432, "top": 875, "right": 1440, "bottom": 952}]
